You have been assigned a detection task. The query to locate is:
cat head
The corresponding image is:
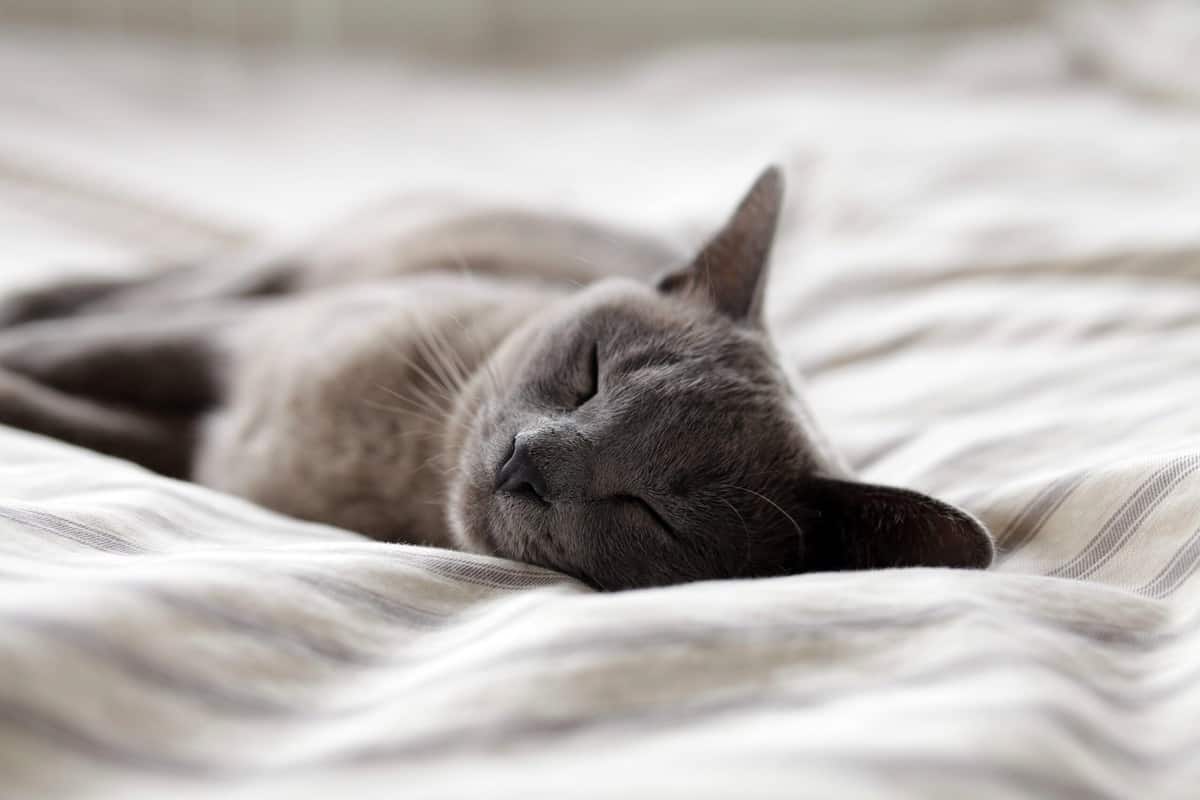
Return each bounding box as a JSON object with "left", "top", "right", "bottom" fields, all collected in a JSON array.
[{"left": 447, "top": 166, "right": 993, "bottom": 590}]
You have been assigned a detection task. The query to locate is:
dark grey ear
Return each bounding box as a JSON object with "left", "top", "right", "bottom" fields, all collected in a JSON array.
[
  {"left": 657, "top": 165, "right": 784, "bottom": 325},
  {"left": 802, "top": 478, "right": 994, "bottom": 571}
]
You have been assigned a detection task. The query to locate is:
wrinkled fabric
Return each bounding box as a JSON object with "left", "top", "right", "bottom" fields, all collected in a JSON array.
[{"left": 2, "top": 10, "right": 1199, "bottom": 798}]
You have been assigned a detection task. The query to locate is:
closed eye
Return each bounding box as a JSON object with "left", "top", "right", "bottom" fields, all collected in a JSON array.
[
  {"left": 616, "top": 494, "right": 678, "bottom": 541},
  {"left": 574, "top": 342, "right": 600, "bottom": 407}
]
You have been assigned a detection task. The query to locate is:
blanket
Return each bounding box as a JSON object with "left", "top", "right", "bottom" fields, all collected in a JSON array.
[{"left": 2, "top": 6, "right": 1199, "bottom": 797}]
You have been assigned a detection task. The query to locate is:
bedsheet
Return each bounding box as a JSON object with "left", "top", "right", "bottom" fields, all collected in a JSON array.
[{"left": 2, "top": 5, "right": 1199, "bottom": 797}]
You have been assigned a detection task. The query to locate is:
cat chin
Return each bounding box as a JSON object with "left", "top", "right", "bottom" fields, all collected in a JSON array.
[
  {"left": 447, "top": 463, "right": 550, "bottom": 566},
  {"left": 443, "top": 466, "right": 492, "bottom": 556},
  {"left": 445, "top": 443, "right": 532, "bottom": 562},
  {"left": 446, "top": 506, "right": 492, "bottom": 558}
]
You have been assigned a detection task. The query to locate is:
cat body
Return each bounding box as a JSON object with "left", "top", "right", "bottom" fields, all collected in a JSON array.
[
  {"left": 201, "top": 276, "right": 549, "bottom": 547},
  {"left": 0, "top": 168, "right": 993, "bottom": 589}
]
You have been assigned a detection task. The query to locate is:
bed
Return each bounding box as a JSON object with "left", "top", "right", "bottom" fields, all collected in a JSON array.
[{"left": 2, "top": 5, "right": 1199, "bottom": 797}]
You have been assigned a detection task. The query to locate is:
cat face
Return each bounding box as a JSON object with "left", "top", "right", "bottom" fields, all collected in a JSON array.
[{"left": 448, "top": 167, "right": 993, "bottom": 590}]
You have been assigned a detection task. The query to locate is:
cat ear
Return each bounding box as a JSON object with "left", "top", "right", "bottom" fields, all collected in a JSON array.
[
  {"left": 801, "top": 478, "right": 994, "bottom": 571},
  {"left": 657, "top": 165, "right": 784, "bottom": 325}
]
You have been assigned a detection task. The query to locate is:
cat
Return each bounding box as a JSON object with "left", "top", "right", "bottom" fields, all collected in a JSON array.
[{"left": 0, "top": 166, "right": 993, "bottom": 589}]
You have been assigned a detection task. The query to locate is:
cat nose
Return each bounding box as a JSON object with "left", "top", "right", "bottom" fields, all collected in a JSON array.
[{"left": 495, "top": 435, "right": 549, "bottom": 501}]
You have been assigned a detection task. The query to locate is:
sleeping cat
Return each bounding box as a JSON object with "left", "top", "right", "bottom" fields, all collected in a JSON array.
[{"left": 0, "top": 166, "right": 993, "bottom": 589}]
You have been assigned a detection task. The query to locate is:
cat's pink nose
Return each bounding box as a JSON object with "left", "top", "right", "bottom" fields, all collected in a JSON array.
[{"left": 495, "top": 436, "right": 548, "bottom": 501}]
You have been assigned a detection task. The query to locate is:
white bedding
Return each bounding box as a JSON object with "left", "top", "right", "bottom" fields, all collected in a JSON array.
[{"left": 2, "top": 6, "right": 1200, "bottom": 798}]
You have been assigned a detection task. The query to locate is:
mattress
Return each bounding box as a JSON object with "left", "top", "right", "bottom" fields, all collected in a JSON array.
[{"left": 2, "top": 6, "right": 1200, "bottom": 798}]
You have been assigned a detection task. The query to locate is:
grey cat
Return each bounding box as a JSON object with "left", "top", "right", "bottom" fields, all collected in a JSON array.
[{"left": 0, "top": 166, "right": 993, "bottom": 589}]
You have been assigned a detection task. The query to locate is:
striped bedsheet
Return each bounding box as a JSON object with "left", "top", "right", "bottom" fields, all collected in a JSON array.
[{"left": 2, "top": 9, "right": 1200, "bottom": 798}]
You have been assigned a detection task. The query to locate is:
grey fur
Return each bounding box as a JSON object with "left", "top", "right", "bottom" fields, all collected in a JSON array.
[{"left": 0, "top": 167, "right": 992, "bottom": 589}]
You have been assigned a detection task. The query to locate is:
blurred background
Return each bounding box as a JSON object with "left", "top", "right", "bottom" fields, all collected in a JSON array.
[
  {"left": 1, "top": 0, "right": 1198, "bottom": 297},
  {"left": 0, "top": 1, "right": 1050, "bottom": 58}
]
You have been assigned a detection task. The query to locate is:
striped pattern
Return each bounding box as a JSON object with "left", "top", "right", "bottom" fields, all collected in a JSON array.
[{"left": 3, "top": 10, "right": 1200, "bottom": 798}]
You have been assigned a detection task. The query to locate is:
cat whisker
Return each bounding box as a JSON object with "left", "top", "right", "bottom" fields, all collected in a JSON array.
[
  {"left": 392, "top": 427, "right": 441, "bottom": 442},
  {"left": 428, "top": 329, "right": 472, "bottom": 400},
  {"left": 372, "top": 384, "right": 438, "bottom": 414},
  {"left": 364, "top": 406, "right": 446, "bottom": 432},
  {"left": 723, "top": 483, "right": 803, "bottom": 544},
  {"left": 429, "top": 316, "right": 473, "bottom": 389},
  {"left": 383, "top": 317, "right": 461, "bottom": 404},
  {"left": 444, "top": 306, "right": 503, "bottom": 398},
  {"left": 363, "top": 393, "right": 423, "bottom": 416},
  {"left": 480, "top": 356, "right": 502, "bottom": 398},
  {"left": 415, "top": 449, "right": 459, "bottom": 478},
  {"left": 442, "top": 236, "right": 505, "bottom": 395},
  {"left": 716, "top": 496, "right": 753, "bottom": 577},
  {"left": 380, "top": 356, "right": 456, "bottom": 410},
  {"left": 411, "top": 313, "right": 465, "bottom": 400},
  {"left": 364, "top": 391, "right": 448, "bottom": 429}
]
